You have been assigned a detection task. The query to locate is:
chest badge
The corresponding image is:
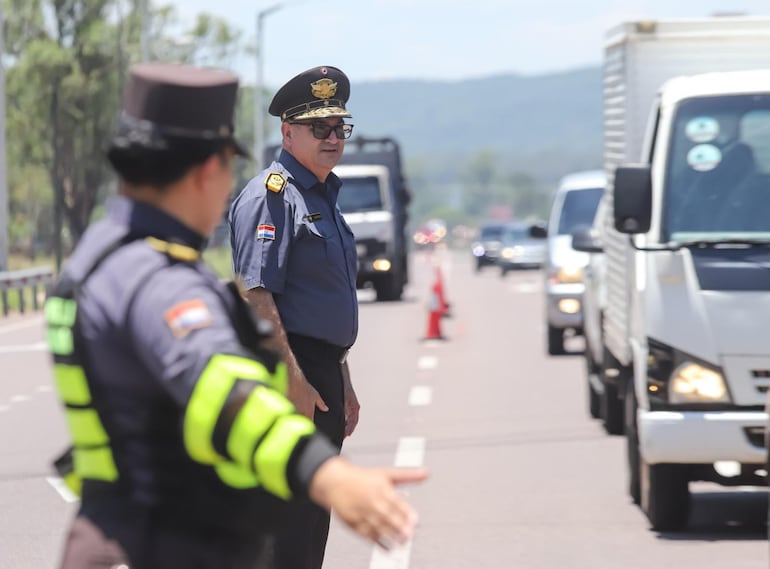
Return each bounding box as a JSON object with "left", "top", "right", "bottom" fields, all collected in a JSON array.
[
  {"left": 305, "top": 212, "right": 322, "bottom": 223},
  {"left": 265, "top": 172, "right": 286, "bottom": 193},
  {"left": 257, "top": 224, "right": 276, "bottom": 240}
]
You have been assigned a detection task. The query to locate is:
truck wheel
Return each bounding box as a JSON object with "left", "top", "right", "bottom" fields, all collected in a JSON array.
[
  {"left": 584, "top": 337, "right": 601, "bottom": 418},
  {"left": 625, "top": 381, "right": 640, "bottom": 504},
  {"left": 600, "top": 347, "right": 624, "bottom": 435},
  {"left": 641, "top": 461, "right": 690, "bottom": 532},
  {"left": 374, "top": 276, "right": 402, "bottom": 301},
  {"left": 547, "top": 325, "right": 565, "bottom": 355}
]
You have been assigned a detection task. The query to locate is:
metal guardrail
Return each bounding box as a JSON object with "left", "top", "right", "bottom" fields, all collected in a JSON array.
[{"left": 0, "top": 266, "right": 55, "bottom": 316}]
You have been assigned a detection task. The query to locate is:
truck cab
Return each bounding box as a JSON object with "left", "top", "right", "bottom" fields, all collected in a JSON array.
[{"left": 611, "top": 70, "right": 770, "bottom": 531}]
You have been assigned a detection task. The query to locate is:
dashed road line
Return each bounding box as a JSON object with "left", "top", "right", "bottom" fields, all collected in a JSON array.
[
  {"left": 0, "top": 316, "right": 44, "bottom": 335},
  {"left": 0, "top": 341, "right": 48, "bottom": 354},
  {"left": 416, "top": 355, "right": 438, "bottom": 370},
  {"left": 408, "top": 386, "right": 432, "bottom": 406},
  {"left": 46, "top": 476, "right": 80, "bottom": 504}
]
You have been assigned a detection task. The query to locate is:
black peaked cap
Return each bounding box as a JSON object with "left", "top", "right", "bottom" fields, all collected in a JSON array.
[{"left": 269, "top": 65, "right": 351, "bottom": 122}]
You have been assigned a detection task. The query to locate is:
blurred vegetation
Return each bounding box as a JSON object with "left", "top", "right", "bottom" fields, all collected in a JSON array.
[
  {"left": 2, "top": 1, "right": 602, "bottom": 270},
  {"left": 3, "top": 0, "right": 260, "bottom": 270}
]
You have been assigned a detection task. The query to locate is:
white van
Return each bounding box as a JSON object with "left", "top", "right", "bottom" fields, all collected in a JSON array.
[{"left": 544, "top": 170, "right": 605, "bottom": 355}]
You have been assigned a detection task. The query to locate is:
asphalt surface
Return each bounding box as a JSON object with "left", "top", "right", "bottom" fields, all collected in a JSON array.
[{"left": 0, "top": 247, "right": 767, "bottom": 568}]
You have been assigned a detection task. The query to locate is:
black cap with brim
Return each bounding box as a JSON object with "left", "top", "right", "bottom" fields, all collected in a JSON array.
[
  {"left": 112, "top": 63, "right": 250, "bottom": 157},
  {"left": 269, "top": 65, "right": 351, "bottom": 122}
]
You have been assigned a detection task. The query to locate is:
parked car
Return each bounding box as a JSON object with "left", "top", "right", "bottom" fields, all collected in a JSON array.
[
  {"left": 544, "top": 170, "right": 605, "bottom": 355},
  {"left": 471, "top": 222, "right": 507, "bottom": 271},
  {"left": 496, "top": 221, "right": 547, "bottom": 275}
]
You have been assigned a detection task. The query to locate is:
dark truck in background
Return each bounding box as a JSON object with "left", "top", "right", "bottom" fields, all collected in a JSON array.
[{"left": 264, "top": 137, "right": 411, "bottom": 301}]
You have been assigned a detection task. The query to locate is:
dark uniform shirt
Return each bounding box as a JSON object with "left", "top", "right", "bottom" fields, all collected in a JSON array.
[
  {"left": 58, "top": 196, "right": 335, "bottom": 535},
  {"left": 229, "top": 150, "right": 358, "bottom": 348}
]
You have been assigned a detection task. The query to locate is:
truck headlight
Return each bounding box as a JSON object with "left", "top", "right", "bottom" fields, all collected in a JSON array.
[
  {"left": 669, "top": 362, "right": 729, "bottom": 403},
  {"left": 550, "top": 266, "right": 583, "bottom": 284}
]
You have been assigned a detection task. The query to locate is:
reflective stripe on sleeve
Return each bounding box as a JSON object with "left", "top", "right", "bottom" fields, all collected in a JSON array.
[
  {"left": 65, "top": 409, "right": 110, "bottom": 447},
  {"left": 73, "top": 447, "right": 118, "bottom": 482},
  {"left": 226, "top": 386, "right": 294, "bottom": 467},
  {"left": 184, "top": 354, "right": 272, "bottom": 464},
  {"left": 53, "top": 365, "right": 91, "bottom": 406},
  {"left": 254, "top": 414, "right": 315, "bottom": 500}
]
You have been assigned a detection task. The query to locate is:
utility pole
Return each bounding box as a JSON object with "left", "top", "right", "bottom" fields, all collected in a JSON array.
[
  {"left": 254, "top": 4, "right": 283, "bottom": 172},
  {"left": 141, "top": 0, "right": 151, "bottom": 62},
  {"left": 0, "top": 3, "right": 8, "bottom": 271}
]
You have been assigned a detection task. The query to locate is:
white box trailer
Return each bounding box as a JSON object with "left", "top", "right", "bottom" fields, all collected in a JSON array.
[{"left": 596, "top": 16, "right": 770, "bottom": 532}]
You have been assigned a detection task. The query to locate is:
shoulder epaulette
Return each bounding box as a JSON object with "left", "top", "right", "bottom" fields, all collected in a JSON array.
[
  {"left": 265, "top": 172, "right": 287, "bottom": 193},
  {"left": 145, "top": 236, "right": 200, "bottom": 263}
]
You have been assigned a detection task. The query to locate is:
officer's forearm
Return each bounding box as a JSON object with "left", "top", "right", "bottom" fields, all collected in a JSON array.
[{"left": 243, "top": 287, "right": 301, "bottom": 375}]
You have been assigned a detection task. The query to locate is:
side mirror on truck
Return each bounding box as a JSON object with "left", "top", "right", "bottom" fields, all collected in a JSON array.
[
  {"left": 571, "top": 225, "right": 603, "bottom": 253},
  {"left": 613, "top": 165, "right": 652, "bottom": 234},
  {"left": 529, "top": 223, "right": 547, "bottom": 239}
]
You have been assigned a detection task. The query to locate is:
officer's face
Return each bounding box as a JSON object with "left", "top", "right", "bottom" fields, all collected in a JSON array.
[{"left": 283, "top": 117, "right": 346, "bottom": 181}]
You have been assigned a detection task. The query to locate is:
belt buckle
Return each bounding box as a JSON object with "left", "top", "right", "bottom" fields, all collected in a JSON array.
[{"left": 339, "top": 348, "right": 350, "bottom": 364}]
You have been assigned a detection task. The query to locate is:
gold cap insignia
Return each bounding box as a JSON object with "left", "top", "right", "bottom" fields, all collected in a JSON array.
[
  {"left": 311, "top": 78, "right": 337, "bottom": 100},
  {"left": 265, "top": 172, "right": 286, "bottom": 193}
]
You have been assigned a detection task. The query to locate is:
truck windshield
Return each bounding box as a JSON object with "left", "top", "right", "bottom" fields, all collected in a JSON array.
[
  {"left": 663, "top": 94, "right": 770, "bottom": 242},
  {"left": 557, "top": 188, "right": 603, "bottom": 235},
  {"left": 337, "top": 176, "right": 384, "bottom": 213}
]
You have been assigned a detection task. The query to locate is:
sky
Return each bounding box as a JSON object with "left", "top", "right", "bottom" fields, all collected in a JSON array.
[{"left": 167, "top": 0, "right": 770, "bottom": 87}]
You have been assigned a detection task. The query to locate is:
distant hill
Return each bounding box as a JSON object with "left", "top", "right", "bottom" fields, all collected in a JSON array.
[{"left": 347, "top": 66, "right": 604, "bottom": 186}]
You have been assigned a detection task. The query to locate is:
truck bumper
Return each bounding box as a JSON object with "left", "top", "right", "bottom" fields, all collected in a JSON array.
[
  {"left": 639, "top": 410, "right": 767, "bottom": 464},
  {"left": 545, "top": 284, "right": 584, "bottom": 329}
]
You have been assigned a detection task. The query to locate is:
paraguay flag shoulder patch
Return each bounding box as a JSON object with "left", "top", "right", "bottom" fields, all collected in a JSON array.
[
  {"left": 164, "top": 299, "right": 212, "bottom": 338},
  {"left": 257, "top": 224, "right": 276, "bottom": 240}
]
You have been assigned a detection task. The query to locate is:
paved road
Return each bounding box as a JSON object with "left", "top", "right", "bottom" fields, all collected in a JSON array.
[{"left": 0, "top": 247, "right": 767, "bottom": 569}]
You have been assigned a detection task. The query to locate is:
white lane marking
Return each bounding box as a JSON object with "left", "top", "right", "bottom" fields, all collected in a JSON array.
[
  {"left": 370, "top": 544, "right": 412, "bottom": 569},
  {"left": 369, "top": 436, "right": 426, "bottom": 569},
  {"left": 509, "top": 282, "right": 540, "bottom": 294},
  {"left": 0, "top": 341, "right": 48, "bottom": 354},
  {"left": 408, "top": 386, "right": 432, "bottom": 407},
  {"left": 10, "top": 395, "right": 30, "bottom": 403},
  {"left": 46, "top": 477, "right": 80, "bottom": 504},
  {"left": 36, "top": 385, "right": 52, "bottom": 393},
  {"left": 0, "top": 316, "right": 44, "bottom": 335},
  {"left": 394, "top": 437, "right": 425, "bottom": 468},
  {"left": 416, "top": 355, "right": 438, "bottom": 370}
]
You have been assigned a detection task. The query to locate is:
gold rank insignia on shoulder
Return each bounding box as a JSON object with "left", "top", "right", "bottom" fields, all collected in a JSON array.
[
  {"left": 265, "top": 172, "right": 286, "bottom": 193},
  {"left": 305, "top": 213, "right": 322, "bottom": 222},
  {"left": 145, "top": 236, "right": 200, "bottom": 263}
]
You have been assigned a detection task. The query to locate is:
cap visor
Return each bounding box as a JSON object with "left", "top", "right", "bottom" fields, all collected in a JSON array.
[{"left": 290, "top": 107, "right": 352, "bottom": 122}]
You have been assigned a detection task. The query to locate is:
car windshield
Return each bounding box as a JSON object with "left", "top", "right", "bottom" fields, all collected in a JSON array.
[
  {"left": 557, "top": 188, "right": 603, "bottom": 235},
  {"left": 663, "top": 94, "right": 770, "bottom": 242},
  {"left": 337, "top": 176, "right": 384, "bottom": 213},
  {"left": 503, "top": 226, "right": 529, "bottom": 241},
  {"left": 480, "top": 225, "right": 505, "bottom": 240}
]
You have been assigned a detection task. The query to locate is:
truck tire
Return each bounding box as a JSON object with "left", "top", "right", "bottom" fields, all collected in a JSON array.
[
  {"left": 547, "top": 325, "right": 565, "bottom": 355},
  {"left": 600, "top": 347, "right": 624, "bottom": 435},
  {"left": 585, "top": 339, "right": 601, "bottom": 419},
  {"left": 625, "top": 380, "right": 641, "bottom": 504},
  {"left": 641, "top": 461, "right": 690, "bottom": 532},
  {"left": 374, "top": 275, "right": 402, "bottom": 302}
]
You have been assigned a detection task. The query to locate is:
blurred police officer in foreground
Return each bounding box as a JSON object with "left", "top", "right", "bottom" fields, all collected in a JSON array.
[
  {"left": 229, "top": 65, "right": 360, "bottom": 569},
  {"left": 45, "top": 62, "right": 426, "bottom": 569}
]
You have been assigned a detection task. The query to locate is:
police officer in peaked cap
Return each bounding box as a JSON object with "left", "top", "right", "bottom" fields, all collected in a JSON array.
[
  {"left": 229, "top": 65, "right": 361, "bottom": 569},
  {"left": 47, "top": 62, "right": 426, "bottom": 569}
]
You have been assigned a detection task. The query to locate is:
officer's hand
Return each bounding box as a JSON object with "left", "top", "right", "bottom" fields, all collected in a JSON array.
[
  {"left": 287, "top": 366, "right": 328, "bottom": 419},
  {"left": 309, "top": 457, "right": 428, "bottom": 550}
]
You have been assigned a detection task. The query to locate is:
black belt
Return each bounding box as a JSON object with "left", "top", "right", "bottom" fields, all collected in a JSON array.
[{"left": 286, "top": 334, "right": 350, "bottom": 363}]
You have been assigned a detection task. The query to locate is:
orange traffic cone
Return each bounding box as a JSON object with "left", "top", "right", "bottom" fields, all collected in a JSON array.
[
  {"left": 434, "top": 266, "right": 451, "bottom": 318},
  {"left": 423, "top": 280, "right": 446, "bottom": 340}
]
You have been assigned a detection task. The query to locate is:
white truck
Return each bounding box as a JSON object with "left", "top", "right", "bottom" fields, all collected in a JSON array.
[{"left": 596, "top": 17, "right": 770, "bottom": 531}]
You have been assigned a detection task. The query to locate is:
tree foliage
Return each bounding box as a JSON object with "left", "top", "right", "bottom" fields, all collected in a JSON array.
[{"left": 3, "top": 0, "right": 253, "bottom": 262}]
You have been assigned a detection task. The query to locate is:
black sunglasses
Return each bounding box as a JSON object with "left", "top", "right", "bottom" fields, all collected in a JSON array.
[{"left": 291, "top": 122, "right": 354, "bottom": 140}]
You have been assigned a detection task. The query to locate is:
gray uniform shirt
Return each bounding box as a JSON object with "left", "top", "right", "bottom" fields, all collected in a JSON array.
[{"left": 229, "top": 150, "right": 358, "bottom": 348}]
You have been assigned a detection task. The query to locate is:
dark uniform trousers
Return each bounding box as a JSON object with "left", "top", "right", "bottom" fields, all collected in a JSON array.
[
  {"left": 59, "top": 498, "right": 274, "bottom": 569},
  {"left": 273, "top": 334, "right": 347, "bottom": 569}
]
